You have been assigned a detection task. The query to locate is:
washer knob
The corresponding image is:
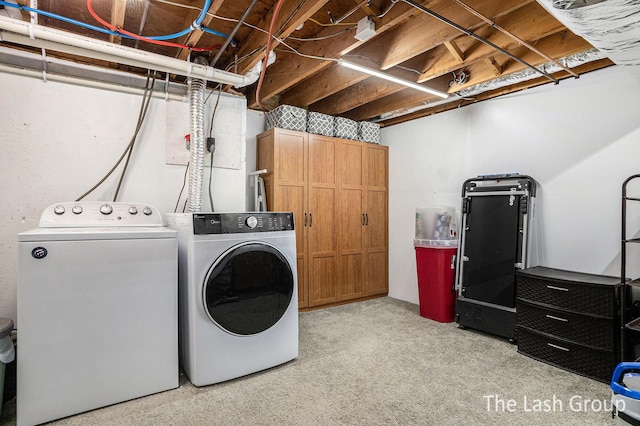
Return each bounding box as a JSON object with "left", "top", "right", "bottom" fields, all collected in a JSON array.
[
  {"left": 142, "top": 207, "right": 153, "bottom": 216},
  {"left": 128, "top": 206, "right": 138, "bottom": 215},
  {"left": 246, "top": 216, "right": 258, "bottom": 229},
  {"left": 99, "top": 204, "right": 113, "bottom": 215},
  {"left": 53, "top": 205, "right": 65, "bottom": 215},
  {"left": 72, "top": 206, "right": 83, "bottom": 215}
]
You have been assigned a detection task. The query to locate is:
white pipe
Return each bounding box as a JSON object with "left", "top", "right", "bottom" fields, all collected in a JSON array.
[
  {"left": 248, "top": 170, "right": 268, "bottom": 212},
  {"left": 0, "top": 45, "right": 187, "bottom": 99},
  {"left": 1, "top": 31, "right": 160, "bottom": 71},
  {"left": 0, "top": 15, "right": 252, "bottom": 86},
  {"left": 0, "top": 63, "right": 186, "bottom": 100},
  {"left": 234, "top": 51, "right": 276, "bottom": 89}
]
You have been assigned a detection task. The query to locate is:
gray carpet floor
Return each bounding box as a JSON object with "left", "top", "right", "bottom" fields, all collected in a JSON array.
[{"left": 1, "top": 297, "right": 615, "bottom": 425}]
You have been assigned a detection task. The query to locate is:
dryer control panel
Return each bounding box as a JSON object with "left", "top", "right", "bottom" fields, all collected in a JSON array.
[
  {"left": 39, "top": 201, "right": 163, "bottom": 227},
  {"left": 193, "top": 212, "right": 294, "bottom": 234}
]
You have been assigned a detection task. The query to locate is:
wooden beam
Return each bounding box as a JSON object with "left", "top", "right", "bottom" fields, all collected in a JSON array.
[
  {"left": 234, "top": 0, "right": 330, "bottom": 75},
  {"left": 343, "top": 31, "right": 593, "bottom": 121},
  {"left": 277, "top": 0, "right": 532, "bottom": 114},
  {"left": 279, "top": 65, "right": 369, "bottom": 107},
  {"left": 247, "top": 0, "right": 428, "bottom": 108},
  {"left": 356, "top": 0, "right": 532, "bottom": 70},
  {"left": 358, "top": 0, "right": 382, "bottom": 19},
  {"left": 484, "top": 56, "right": 502, "bottom": 76},
  {"left": 415, "top": 2, "right": 566, "bottom": 82},
  {"left": 379, "top": 59, "right": 614, "bottom": 126},
  {"left": 176, "top": 0, "right": 226, "bottom": 61},
  {"left": 310, "top": 77, "right": 403, "bottom": 115},
  {"left": 444, "top": 40, "right": 464, "bottom": 63},
  {"left": 309, "top": 61, "right": 426, "bottom": 115},
  {"left": 280, "top": 0, "right": 548, "bottom": 117},
  {"left": 109, "top": 0, "right": 127, "bottom": 44}
]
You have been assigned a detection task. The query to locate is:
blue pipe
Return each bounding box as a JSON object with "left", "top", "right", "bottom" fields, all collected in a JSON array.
[
  {"left": 0, "top": 0, "right": 131, "bottom": 38},
  {"left": 147, "top": 28, "right": 191, "bottom": 41},
  {"left": 194, "top": 0, "right": 212, "bottom": 25},
  {"left": 202, "top": 26, "right": 237, "bottom": 47},
  {"left": 0, "top": 0, "right": 236, "bottom": 47},
  {"left": 147, "top": 0, "right": 209, "bottom": 41}
]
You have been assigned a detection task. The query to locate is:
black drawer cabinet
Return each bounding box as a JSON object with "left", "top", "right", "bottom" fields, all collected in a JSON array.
[{"left": 516, "top": 266, "right": 621, "bottom": 382}]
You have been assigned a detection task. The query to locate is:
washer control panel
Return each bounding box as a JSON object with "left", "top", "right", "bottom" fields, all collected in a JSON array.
[
  {"left": 39, "top": 201, "right": 163, "bottom": 227},
  {"left": 193, "top": 212, "right": 294, "bottom": 235}
]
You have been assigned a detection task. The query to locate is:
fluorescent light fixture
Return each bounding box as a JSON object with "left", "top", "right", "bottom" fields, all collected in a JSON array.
[{"left": 338, "top": 59, "right": 449, "bottom": 99}]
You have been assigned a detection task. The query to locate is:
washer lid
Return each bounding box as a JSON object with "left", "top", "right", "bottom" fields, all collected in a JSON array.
[{"left": 18, "top": 226, "right": 177, "bottom": 242}]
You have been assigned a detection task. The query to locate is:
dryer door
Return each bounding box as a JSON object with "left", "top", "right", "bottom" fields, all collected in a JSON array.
[{"left": 203, "top": 241, "right": 294, "bottom": 335}]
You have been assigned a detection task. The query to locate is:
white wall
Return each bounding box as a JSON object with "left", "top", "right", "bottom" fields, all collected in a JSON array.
[
  {"left": 0, "top": 72, "right": 266, "bottom": 324},
  {"left": 382, "top": 65, "right": 640, "bottom": 304},
  {"left": 246, "top": 109, "right": 267, "bottom": 211},
  {"left": 4, "top": 64, "right": 639, "bottom": 319}
]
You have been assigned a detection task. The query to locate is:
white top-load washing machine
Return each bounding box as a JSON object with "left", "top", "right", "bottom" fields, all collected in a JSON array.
[
  {"left": 17, "top": 201, "right": 178, "bottom": 426},
  {"left": 167, "top": 212, "right": 298, "bottom": 386}
]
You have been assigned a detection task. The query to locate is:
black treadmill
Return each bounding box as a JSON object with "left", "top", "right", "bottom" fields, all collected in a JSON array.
[{"left": 455, "top": 174, "right": 537, "bottom": 341}]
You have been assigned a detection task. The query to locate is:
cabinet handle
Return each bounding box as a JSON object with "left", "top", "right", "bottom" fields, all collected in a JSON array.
[
  {"left": 362, "top": 213, "right": 365, "bottom": 225},
  {"left": 365, "top": 213, "right": 369, "bottom": 226},
  {"left": 545, "top": 314, "right": 568, "bottom": 322},
  {"left": 547, "top": 342, "right": 569, "bottom": 352},
  {"left": 304, "top": 213, "right": 307, "bottom": 227},
  {"left": 546, "top": 285, "right": 569, "bottom": 292},
  {"left": 309, "top": 213, "right": 312, "bottom": 227}
]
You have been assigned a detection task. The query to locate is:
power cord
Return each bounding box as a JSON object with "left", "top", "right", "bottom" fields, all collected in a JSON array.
[{"left": 75, "top": 70, "right": 156, "bottom": 202}]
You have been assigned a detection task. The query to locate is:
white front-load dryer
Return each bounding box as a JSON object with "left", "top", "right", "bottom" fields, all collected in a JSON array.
[{"left": 167, "top": 212, "right": 298, "bottom": 386}]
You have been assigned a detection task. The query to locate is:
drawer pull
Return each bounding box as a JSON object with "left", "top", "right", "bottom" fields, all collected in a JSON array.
[
  {"left": 545, "top": 314, "right": 568, "bottom": 322},
  {"left": 546, "top": 285, "right": 569, "bottom": 292},
  {"left": 547, "top": 343, "right": 569, "bottom": 352}
]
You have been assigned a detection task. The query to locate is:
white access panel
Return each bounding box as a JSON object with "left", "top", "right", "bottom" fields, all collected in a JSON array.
[{"left": 17, "top": 229, "right": 178, "bottom": 426}]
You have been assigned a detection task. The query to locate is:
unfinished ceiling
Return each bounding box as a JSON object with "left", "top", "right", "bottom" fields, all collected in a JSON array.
[{"left": 0, "top": 0, "right": 636, "bottom": 126}]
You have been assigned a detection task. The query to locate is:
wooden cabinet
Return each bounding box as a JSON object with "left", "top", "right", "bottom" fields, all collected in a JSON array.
[
  {"left": 363, "top": 143, "right": 389, "bottom": 297},
  {"left": 306, "top": 133, "right": 339, "bottom": 307},
  {"left": 516, "top": 266, "right": 621, "bottom": 383},
  {"left": 257, "top": 128, "right": 388, "bottom": 309},
  {"left": 337, "top": 139, "right": 388, "bottom": 301}
]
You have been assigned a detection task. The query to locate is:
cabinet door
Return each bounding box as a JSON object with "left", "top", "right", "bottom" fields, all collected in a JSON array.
[
  {"left": 263, "top": 129, "right": 309, "bottom": 308},
  {"left": 307, "top": 135, "right": 338, "bottom": 307},
  {"left": 364, "top": 145, "right": 388, "bottom": 296},
  {"left": 337, "top": 140, "right": 366, "bottom": 301}
]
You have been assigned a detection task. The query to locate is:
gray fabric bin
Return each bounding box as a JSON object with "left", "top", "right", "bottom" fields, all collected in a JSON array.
[
  {"left": 307, "top": 112, "right": 334, "bottom": 136},
  {"left": 358, "top": 121, "right": 381, "bottom": 144},
  {"left": 266, "top": 105, "right": 307, "bottom": 132},
  {"left": 334, "top": 117, "right": 358, "bottom": 140}
]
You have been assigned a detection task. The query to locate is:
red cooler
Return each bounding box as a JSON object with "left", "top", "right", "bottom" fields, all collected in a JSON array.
[{"left": 414, "top": 239, "right": 458, "bottom": 322}]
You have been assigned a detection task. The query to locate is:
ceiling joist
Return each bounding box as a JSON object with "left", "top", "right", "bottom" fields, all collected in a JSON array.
[
  {"left": 443, "top": 40, "right": 464, "bottom": 63},
  {"left": 0, "top": 0, "right": 618, "bottom": 127},
  {"left": 108, "top": 0, "right": 126, "bottom": 44}
]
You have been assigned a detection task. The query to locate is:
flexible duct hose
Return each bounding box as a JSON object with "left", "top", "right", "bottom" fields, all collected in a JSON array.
[{"left": 187, "top": 56, "right": 208, "bottom": 213}]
